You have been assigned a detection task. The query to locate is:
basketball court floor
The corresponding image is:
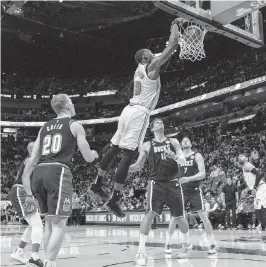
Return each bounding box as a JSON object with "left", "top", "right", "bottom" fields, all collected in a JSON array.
[{"left": 1, "top": 225, "right": 266, "bottom": 267}]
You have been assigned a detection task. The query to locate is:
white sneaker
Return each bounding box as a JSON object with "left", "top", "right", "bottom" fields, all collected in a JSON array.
[
  {"left": 135, "top": 252, "right": 148, "bottom": 266},
  {"left": 10, "top": 250, "right": 28, "bottom": 264},
  {"left": 176, "top": 243, "right": 192, "bottom": 259},
  {"left": 207, "top": 244, "right": 219, "bottom": 255},
  {"left": 164, "top": 244, "right": 172, "bottom": 254}
]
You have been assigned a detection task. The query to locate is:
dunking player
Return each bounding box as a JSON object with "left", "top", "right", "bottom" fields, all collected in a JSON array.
[
  {"left": 238, "top": 154, "right": 266, "bottom": 227},
  {"left": 9, "top": 142, "right": 43, "bottom": 267},
  {"left": 22, "top": 94, "right": 98, "bottom": 267},
  {"left": 128, "top": 118, "right": 192, "bottom": 265},
  {"left": 166, "top": 137, "right": 218, "bottom": 254},
  {"left": 90, "top": 20, "right": 180, "bottom": 218}
]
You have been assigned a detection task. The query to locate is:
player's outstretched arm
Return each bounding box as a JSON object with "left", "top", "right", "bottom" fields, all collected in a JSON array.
[
  {"left": 147, "top": 22, "right": 180, "bottom": 75},
  {"left": 71, "top": 122, "right": 99, "bottom": 163},
  {"left": 22, "top": 128, "right": 42, "bottom": 196},
  {"left": 128, "top": 142, "right": 150, "bottom": 173}
]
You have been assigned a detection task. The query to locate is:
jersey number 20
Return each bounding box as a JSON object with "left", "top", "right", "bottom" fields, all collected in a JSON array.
[{"left": 42, "top": 134, "right": 62, "bottom": 155}]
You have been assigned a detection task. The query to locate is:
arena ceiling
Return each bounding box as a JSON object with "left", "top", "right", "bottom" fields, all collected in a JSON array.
[{"left": 1, "top": 1, "right": 266, "bottom": 77}]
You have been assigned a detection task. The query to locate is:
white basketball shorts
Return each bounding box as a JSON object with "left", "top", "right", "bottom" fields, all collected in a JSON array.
[
  {"left": 255, "top": 183, "right": 266, "bottom": 210},
  {"left": 111, "top": 104, "right": 150, "bottom": 151}
]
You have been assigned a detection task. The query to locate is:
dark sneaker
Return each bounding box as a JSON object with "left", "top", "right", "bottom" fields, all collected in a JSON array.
[
  {"left": 27, "top": 257, "right": 43, "bottom": 267},
  {"left": 89, "top": 184, "right": 109, "bottom": 200},
  {"left": 105, "top": 200, "right": 126, "bottom": 218}
]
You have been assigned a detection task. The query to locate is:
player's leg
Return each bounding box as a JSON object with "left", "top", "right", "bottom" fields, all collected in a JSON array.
[
  {"left": 136, "top": 181, "right": 164, "bottom": 266},
  {"left": 10, "top": 185, "right": 43, "bottom": 266},
  {"left": 166, "top": 183, "right": 191, "bottom": 258},
  {"left": 90, "top": 143, "right": 121, "bottom": 198},
  {"left": 9, "top": 186, "right": 30, "bottom": 264},
  {"left": 90, "top": 107, "right": 129, "bottom": 199},
  {"left": 25, "top": 212, "right": 43, "bottom": 266},
  {"left": 10, "top": 225, "right": 31, "bottom": 264},
  {"left": 43, "top": 166, "right": 73, "bottom": 267},
  {"left": 254, "top": 184, "right": 266, "bottom": 227},
  {"left": 189, "top": 189, "right": 218, "bottom": 254},
  {"left": 107, "top": 109, "right": 150, "bottom": 218},
  {"left": 106, "top": 148, "right": 137, "bottom": 217},
  {"left": 44, "top": 216, "right": 68, "bottom": 266}
]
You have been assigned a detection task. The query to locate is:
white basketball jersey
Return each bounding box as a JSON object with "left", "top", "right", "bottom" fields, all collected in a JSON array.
[
  {"left": 243, "top": 161, "right": 264, "bottom": 189},
  {"left": 130, "top": 63, "right": 161, "bottom": 111}
]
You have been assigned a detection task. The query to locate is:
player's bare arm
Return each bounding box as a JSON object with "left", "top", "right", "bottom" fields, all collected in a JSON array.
[
  {"left": 244, "top": 162, "right": 264, "bottom": 189},
  {"left": 70, "top": 122, "right": 99, "bottom": 162},
  {"left": 179, "top": 153, "right": 206, "bottom": 184},
  {"left": 128, "top": 141, "right": 150, "bottom": 173},
  {"left": 147, "top": 22, "right": 179, "bottom": 79},
  {"left": 165, "top": 138, "right": 186, "bottom": 165},
  {"left": 22, "top": 129, "right": 42, "bottom": 196}
]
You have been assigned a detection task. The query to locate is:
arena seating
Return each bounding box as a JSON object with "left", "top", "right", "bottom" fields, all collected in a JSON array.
[{"left": 1, "top": 105, "right": 265, "bottom": 227}]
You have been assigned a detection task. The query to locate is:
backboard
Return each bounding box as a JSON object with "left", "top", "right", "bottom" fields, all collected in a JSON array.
[{"left": 154, "top": 0, "right": 264, "bottom": 48}]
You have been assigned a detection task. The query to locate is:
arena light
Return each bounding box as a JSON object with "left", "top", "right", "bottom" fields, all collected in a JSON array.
[{"left": 1, "top": 75, "right": 265, "bottom": 128}]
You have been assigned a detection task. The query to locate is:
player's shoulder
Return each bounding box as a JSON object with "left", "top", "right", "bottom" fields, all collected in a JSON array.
[
  {"left": 194, "top": 151, "right": 204, "bottom": 160},
  {"left": 142, "top": 140, "right": 151, "bottom": 151}
]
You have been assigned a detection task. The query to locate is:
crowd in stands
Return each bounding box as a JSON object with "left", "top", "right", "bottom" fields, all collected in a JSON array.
[
  {"left": 1, "top": 108, "right": 266, "bottom": 228},
  {"left": 2, "top": 50, "right": 266, "bottom": 123}
]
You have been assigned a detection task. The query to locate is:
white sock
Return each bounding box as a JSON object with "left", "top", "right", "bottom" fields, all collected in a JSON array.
[
  {"left": 138, "top": 234, "right": 147, "bottom": 253},
  {"left": 31, "top": 252, "right": 39, "bottom": 261},
  {"left": 207, "top": 233, "right": 215, "bottom": 245},
  {"left": 166, "top": 232, "right": 173, "bottom": 245},
  {"left": 179, "top": 231, "right": 190, "bottom": 244}
]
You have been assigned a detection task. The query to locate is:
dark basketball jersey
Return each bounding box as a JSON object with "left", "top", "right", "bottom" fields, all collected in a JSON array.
[
  {"left": 148, "top": 138, "right": 179, "bottom": 181},
  {"left": 13, "top": 156, "right": 29, "bottom": 186},
  {"left": 39, "top": 117, "right": 77, "bottom": 168},
  {"left": 179, "top": 152, "right": 200, "bottom": 189}
]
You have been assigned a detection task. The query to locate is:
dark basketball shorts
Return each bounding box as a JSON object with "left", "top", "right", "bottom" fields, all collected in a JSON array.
[
  {"left": 31, "top": 163, "right": 73, "bottom": 217},
  {"left": 182, "top": 186, "right": 205, "bottom": 212},
  {"left": 146, "top": 180, "right": 185, "bottom": 218},
  {"left": 9, "top": 185, "right": 38, "bottom": 218}
]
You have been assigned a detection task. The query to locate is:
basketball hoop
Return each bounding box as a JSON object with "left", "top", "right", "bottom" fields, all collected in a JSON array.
[{"left": 177, "top": 20, "right": 207, "bottom": 62}]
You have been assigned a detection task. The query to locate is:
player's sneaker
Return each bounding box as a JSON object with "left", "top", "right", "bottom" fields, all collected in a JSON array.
[
  {"left": 105, "top": 200, "right": 125, "bottom": 218},
  {"left": 176, "top": 243, "right": 192, "bottom": 259},
  {"left": 10, "top": 250, "right": 28, "bottom": 264},
  {"left": 207, "top": 244, "right": 219, "bottom": 255},
  {"left": 27, "top": 257, "right": 43, "bottom": 267},
  {"left": 89, "top": 184, "right": 109, "bottom": 200},
  {"left": 164, "top": 244, "right": 172, "bottom": 254},
  {"left": 135, "top": 252, "right": 148, "bottom": 266}
]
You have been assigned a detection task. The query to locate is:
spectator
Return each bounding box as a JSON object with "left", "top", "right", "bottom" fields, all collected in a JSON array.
[{"left": 222, "top": 177, "right": 238, "bottom": 229}]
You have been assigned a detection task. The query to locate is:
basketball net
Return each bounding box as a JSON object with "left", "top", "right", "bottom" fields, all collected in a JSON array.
[{"left": 177, "top": 20, "right": 207, "bottom": 62}]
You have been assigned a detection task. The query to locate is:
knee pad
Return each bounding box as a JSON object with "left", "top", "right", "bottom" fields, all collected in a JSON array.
[
  {"left": 28, "top": 213, "right": 43, "bottom": 244},
  {"left": 21, "top": 226, "right": 32, "bottom": 243}
]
